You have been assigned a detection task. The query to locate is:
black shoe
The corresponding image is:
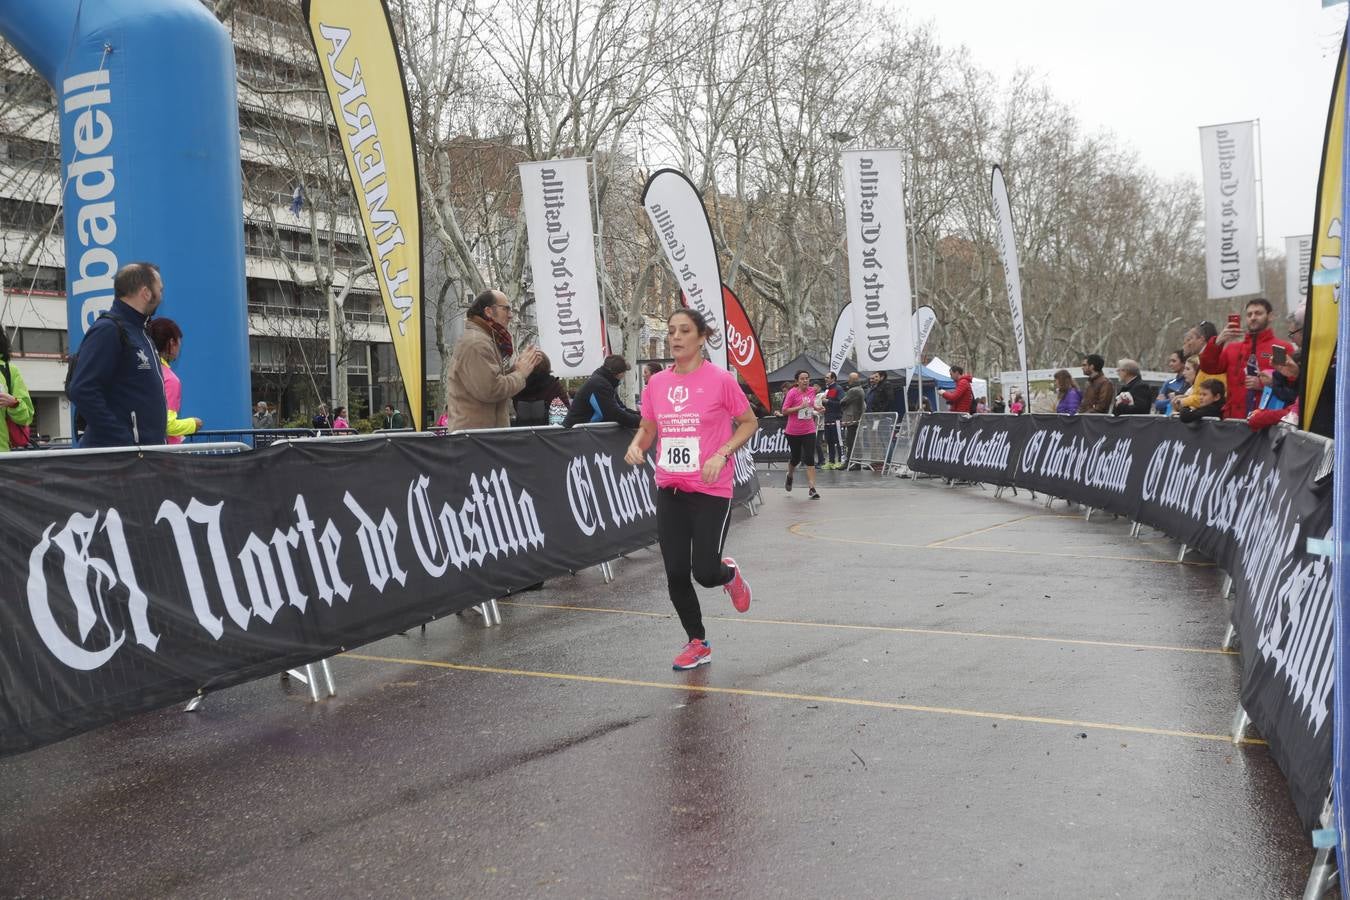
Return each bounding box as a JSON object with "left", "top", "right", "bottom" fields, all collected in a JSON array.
[
  {"left": 809, "top": 487, "right": 820, "bottom": 500},
  {"left": 785, "top": 473, "right": 793, "bottom": 492}
]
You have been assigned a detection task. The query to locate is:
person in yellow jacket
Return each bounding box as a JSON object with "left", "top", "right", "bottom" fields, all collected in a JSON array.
[
  {"left": 0, "top": 329, "right": 34, "bottom": 451},
  {"left": 1175, "top": 322, "right": 1225, "bottom": 411},
  {"left": 149, "top": 317, "right": 202, "bottom": 444}
]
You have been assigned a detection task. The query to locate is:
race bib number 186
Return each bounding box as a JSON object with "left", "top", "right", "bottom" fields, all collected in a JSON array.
[{"left": 660, "top": 437, "right": 700, "bottom": 473}]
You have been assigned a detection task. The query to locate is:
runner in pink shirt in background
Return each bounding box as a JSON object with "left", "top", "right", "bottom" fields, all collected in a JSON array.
[
  {"left": 627, "top": 308, "right": 759, "bottom": 670},
  {"left": 780, "top": 370, "right": 820, "bottom": 499}
]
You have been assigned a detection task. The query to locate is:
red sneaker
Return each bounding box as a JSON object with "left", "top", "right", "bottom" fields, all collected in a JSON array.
[
  {"left": 723, "top": 556, "right": 752, "bottom": 613},
  {"left": 672, "top": 639, "right": 712, "bottom": 670}
]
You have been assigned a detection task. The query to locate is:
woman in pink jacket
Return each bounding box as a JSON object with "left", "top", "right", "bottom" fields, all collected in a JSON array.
[{"left": 149, "top": 318, "right": 202, "bottom": 444}]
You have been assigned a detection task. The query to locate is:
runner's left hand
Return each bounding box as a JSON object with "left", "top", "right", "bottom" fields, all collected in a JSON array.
[{"left": 701, "top": 453, "right": 725, "bottom": 484}]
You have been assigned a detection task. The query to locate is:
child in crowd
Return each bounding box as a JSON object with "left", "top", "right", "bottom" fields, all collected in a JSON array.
[{"left": 1178, "top": 378, "right": 1225, "bottom": 423}]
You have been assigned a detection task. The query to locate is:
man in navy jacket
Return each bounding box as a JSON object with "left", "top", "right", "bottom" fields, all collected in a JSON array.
[
  {"left": 67, "top": 262, "right": 168, "bottom": 447},
  {"left": 562, "top": 355, "right": 641, "bottom": 428}
]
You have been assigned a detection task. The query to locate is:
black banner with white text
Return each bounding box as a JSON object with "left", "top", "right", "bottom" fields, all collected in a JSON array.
[
  {"left": 0, "top": 428, "right": 756, "bottom": 755},
  {"left": 908, "top": 413, "right": 1334, "bottom": 829},
  {"left": 749, "top": 416, "right": 791, "bottom": 462}
]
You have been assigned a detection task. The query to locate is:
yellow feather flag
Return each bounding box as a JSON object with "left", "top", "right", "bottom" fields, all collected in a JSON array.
[
  {"left": 1302, "top": 29, "right": 1345, "bottom": 431},
  {"left": 304, "top": 0, "right": 423, "bottom": 429}
]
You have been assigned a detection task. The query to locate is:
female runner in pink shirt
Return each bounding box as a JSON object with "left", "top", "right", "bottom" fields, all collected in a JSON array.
[
  {"left": 626, "top": 308, "right": 759, "bottom": 670},
  {"left": 780, "top": 369, "right": 820, "bottom": 499}
]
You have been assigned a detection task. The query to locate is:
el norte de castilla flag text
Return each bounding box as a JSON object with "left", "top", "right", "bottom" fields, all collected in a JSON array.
[
  {"left": 641, "top": 169, "right": 728, "bottom": 370},
  {"left": 519, "top": 158, "right": 605, "bottom": 377},
  {"left": 841, "top": 149, "right": 914, "bottom": 371},
  {"left": 1198, "top": 121, "right": 1260, "bottom": 300},
  {"left": 305, "top": 0, "right": 423, "bottom": 427}
]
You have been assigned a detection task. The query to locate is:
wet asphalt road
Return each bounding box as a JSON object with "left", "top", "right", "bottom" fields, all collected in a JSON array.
[{"left": 0, "top": 469, "right": 1313, "bottom": 898}]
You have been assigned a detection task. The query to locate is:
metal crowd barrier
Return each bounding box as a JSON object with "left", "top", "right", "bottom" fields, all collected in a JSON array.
[
  {"left": 847, "top": 412, "right": 899, "bottom": 469},
  {"left": 2, "top": 441, "right": 251, "bottom": 460},
  {"left": 185, "top": 427, "right": 357, "bottom": 448}
]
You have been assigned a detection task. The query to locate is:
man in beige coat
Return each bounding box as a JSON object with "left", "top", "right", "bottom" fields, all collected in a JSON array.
[{"left": 444, "top": 289, "right": 541, "bottom": 430}]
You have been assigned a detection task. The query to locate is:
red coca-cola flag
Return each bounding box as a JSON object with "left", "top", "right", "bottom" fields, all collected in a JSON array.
[{"left": 719, "top": 284, "right": 770, "bottom": 410}]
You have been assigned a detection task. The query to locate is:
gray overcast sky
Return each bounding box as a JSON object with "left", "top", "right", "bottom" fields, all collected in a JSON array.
[{"left": 893, "top": 0, "right": 1345, "bottom": 253}]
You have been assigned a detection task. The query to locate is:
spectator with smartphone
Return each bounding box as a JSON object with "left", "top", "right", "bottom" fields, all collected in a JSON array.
[
  {"left": 1199, "top": 298, "right": 1295, "bottom": 421},
  {"left": 1180, "top": 321, "right": 1226, "bottom": 402}
]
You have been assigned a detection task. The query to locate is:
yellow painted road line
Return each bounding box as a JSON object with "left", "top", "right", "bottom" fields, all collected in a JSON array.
[
  {"left": 342, "top": 652, "right": 1265, "bottom": 746},
  {"left": 499, "top": 600, "right": 1237, "bottom": 657},
  {"left": 789, "top": 521, "right": 1214, "bottom": 567},
  {"left": 926, "top": 513, "right": 1039, "bottom": 547}
]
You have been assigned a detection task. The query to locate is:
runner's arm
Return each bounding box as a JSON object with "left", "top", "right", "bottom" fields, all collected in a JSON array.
[
  {"left": 624, "top": 417, "right": 657, "bottom": 466},
  {"left": 715, "top": 408, "right": 759, "bottom": 458},
  {"left": 701, "top": 409, "right": 760, "bottom": 484}
]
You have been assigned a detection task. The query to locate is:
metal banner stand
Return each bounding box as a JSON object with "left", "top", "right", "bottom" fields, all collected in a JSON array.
[
  {"left": 465, "top": 600, "right": 503, "bottom": 626},
  {"left": 184, "top": 659, "right": 337, "bottom": 712},
  {"left": 1302, "top": 786, "right": 1339, "bottom": 900}
]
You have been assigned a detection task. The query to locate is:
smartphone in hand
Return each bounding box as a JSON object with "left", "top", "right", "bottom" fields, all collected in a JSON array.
[
  {"left": 1227, "top": 313, "right": 1241, "bottom": 330},
  {"left": 1272, "top": 345, "right": 1287, "bottom": 366}
]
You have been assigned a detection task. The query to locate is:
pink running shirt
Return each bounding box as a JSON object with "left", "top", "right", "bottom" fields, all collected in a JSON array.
[
  {"left": 782, "top": 386, "right": 818, "bottom": 435},
  {"left": 640, "top": 361, "right": 750, "bottom": 498}
]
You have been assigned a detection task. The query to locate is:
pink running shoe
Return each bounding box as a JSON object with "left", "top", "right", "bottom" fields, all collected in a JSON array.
[
  {"left": 723, "top": 557, "right": 752, "bottom": 613},
  {"left": 672, "top": 639, "right": 712, "bottom": 670}
]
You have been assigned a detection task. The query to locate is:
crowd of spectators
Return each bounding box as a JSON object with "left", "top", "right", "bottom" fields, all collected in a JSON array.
[{"left": 1041, "top": 296, "right": 1310, "bottom": 431}]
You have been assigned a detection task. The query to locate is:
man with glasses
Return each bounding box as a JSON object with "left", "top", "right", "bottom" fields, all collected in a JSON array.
[{"left": 443, "top": 289, "right": 541, "bottom": 431}]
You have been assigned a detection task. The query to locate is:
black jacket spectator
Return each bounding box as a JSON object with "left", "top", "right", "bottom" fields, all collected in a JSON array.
[
  {"left": 868, "top": 375, "right": 896, "bottom": 413},
  {"left": 513, "top": 369, "right": 569, "bottom": 426},
  {"left": 1112, "top": 377, "right": 1153, "bottom": 416},
  {"left": 67, "top": 298, "right": 167, "bottom": 447},
  {"left": 1178, "top": 400, "right": 1224, "bottom": 423},
  {"left": 563, "top": 365, "right": 640, "bottom": 428}
]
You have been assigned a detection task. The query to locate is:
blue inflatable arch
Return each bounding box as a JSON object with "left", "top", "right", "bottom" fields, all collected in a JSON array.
[{"left": 0, "top": 0, "right": 249, "bottom": 434}]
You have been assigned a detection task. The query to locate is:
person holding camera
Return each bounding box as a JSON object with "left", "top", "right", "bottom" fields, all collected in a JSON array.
[{"left": 1198, "top": 298, "right": 1296, "bottom": 421}]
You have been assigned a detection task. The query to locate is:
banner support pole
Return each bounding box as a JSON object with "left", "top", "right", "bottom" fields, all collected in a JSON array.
[
  {"left": 590, "top": 157, "right": 610, "bottom": 354},
  {"left": 908, "top": 154, "right": 921, "bottom": 413},
  {"left": 328, "top": 285, "right": 339, "bottom": 412},
  {"left": 1255, "top": 118, "right": 1267, "bottom": 294}
]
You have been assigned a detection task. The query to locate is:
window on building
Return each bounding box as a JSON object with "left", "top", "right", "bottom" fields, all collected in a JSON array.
[
  {"left": 0, "top": 137, "right": 55, "bottom": 163},
  {"left": 0, "top": 198, "right": 60, "bottom": 230},
  {"left": 16, "top": 328, "right": 66, "bottom": 357}
]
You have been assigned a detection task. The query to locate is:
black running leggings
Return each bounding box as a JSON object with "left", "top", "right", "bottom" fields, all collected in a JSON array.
[
  {"left": 657, "top": 487, "right": 734, "bottom": 640},
  {"left": 786, "top": 432, "right": 816, "bottom": 467}
]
